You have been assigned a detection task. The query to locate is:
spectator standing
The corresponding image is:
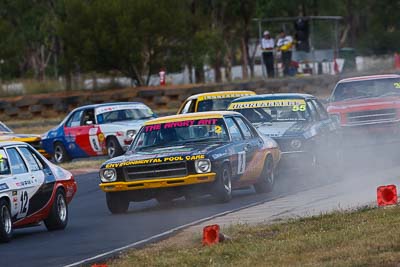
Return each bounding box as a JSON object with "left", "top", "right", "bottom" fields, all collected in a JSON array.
[
  {"left": 276, "top": 30, "right": 294, "bottom": 76},
  {"left": 261, "top": 30, "right": 275, "bottom": 78}
]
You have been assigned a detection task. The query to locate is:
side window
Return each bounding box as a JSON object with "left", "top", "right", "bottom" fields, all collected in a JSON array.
[
  {"left": 66, "top": 110, "right": 83, "bottom": 127},
  {"left": 81, "top": 108, "right": 95, "bottom": 126},
  {"left": 225, "top": 117, "right": 243, "bottom": 142},
  {"left": 306, "top": 100, "right": 318, "bottom": 121},
  {"left": 18, "top": 147, "right": 43, "bottom": 171},
  {"left": 6, "top": 148, "right": 28, "bottom": 175},
  {"left": 312, "top": 99, "right": 329, "bottom": 120},
  {"left": 234, "top": 117, "right": 253, "bottom": 139},
  {"left": 0, "top": 149, "right": 10, "bottom": 175},
  {"left": 180, "top": 100, "right": 196, "bottom": 114}
]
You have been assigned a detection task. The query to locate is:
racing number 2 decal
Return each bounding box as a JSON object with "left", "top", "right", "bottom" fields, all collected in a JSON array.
[{"left": 237, "top": 151, "right": 246, "bottom": 174}]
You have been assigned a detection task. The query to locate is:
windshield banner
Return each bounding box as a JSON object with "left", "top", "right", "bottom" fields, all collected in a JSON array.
[
  {"left": 145, "top": 119, "right": 218, "bottom": 132},
  {"left": 228, "top": 99, "right": 306, "bottom": 110},
  {"left": 198, "top": 93, "right": 252, "bottom": 101},
  {"left": 95, "top": 104, "right": 149, "bottom": 115}
]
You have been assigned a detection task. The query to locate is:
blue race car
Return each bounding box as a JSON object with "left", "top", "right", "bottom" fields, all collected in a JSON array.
[
  {"left": 228, "top": 93, "right": 340, "bottom": 170},
  {"left": 41, "top": 102, "right": 156, "bottom": 163},
  {"left": 99, "top": 111, "right": 280, "bottom": 213}
]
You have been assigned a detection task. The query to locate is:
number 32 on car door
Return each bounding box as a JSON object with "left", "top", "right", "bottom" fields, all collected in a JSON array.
[{"left": 237, "top": 151, "right": 246, "bottom": 174}]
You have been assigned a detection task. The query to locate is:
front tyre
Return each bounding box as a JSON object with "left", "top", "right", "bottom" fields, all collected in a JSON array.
[
  {"left": 0, "top": 199, "right": 12, "bottom": 242},
  {"left": 106, "top": 192, "right": 129, "bottom": 214},
  {"left": 53, "top": 142, "right": 71, "bottom": 164},
  {"left": 212, "top": 164, "right": 232, "bottom": 203},
  {"left": 107, "top": 137, "right": 124, "bottom": 158},
  {"left": 254, "top": 156, "right": 274, "bottom": 193},
  {"left": 44, "top": 189, "right": 68, "bottom": 231}
]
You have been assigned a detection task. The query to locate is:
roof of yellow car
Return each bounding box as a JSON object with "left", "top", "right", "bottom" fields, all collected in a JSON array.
[{"left": 145, "top": 111, "right": 238, "bottom": 125}]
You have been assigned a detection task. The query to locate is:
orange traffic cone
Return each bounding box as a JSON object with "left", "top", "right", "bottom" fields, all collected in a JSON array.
[
  {"left": 202, "top": 224, "right": 220, "bottom": 246},
  {"left": 377, "top": 185, "right": 397, "bottom": 207}
]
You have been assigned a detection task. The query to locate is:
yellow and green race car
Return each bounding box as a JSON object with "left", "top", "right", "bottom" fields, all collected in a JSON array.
[
  {"left": 99, "top": 111, "right": 280, "bottom": 214},
  {"left": 177, "top": 90, "right": 256, "bottom": 114}
]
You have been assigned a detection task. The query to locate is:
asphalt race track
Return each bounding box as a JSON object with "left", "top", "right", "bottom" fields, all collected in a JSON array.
[{"left": 1, "top": 145, "right": 400, "bottom": 267}]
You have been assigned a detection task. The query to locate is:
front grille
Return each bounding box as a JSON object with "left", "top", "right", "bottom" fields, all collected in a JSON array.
[
  {"left": 346, "top": 108, "right": 397, "bottom": 125},
  {"left": 124, "top": 161, "right": 188, "bottom": 181}
]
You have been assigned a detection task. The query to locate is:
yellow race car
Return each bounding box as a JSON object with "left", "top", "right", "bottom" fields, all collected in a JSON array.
[
  {"left": 0, "top": 121, "right": 49, "bottom": 158},
  {"left": 177, "top": 90, "right": 256, "bottom": 114}
]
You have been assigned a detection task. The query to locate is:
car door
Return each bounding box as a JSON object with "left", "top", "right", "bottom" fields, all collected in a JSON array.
[
  {"left": 224, "top": 117, "right": 247, "bottom": 181},
  {"left": 233, "top": 116, "right": 263, "bottom": 181},
  {"left": 5, "top": 147, "right": 37, "bottom": 221},
  {"left": 64, "top": 108, "right": 97, "bottom": 156},
  {"left": 312, "top": 99, "right": 340, "bottom": 161},
  {"left": 17, "top": 146, "right": 55, "bottom": 217}
]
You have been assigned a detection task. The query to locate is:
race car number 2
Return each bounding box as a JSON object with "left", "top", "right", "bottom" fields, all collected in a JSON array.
[{"left": 237, "top": 151, "right": 246, "bottom": 174}]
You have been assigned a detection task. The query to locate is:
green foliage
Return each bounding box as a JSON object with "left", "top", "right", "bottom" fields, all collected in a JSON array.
[{"left": 0, "top": 0, "right": 399, "bottom": 85}]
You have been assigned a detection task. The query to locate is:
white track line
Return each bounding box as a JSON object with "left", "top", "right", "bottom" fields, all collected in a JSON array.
[{"left": 64, "top": 196, "right": 281, "bottom": 267}]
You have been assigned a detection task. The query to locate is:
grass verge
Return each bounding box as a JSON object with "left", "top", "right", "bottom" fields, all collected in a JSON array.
[
  {"left": 108, "top": 205, "right": 400, "bottom": 267},
  {"left": 59, "top": 158, "right": 104, "bottom": 170}
]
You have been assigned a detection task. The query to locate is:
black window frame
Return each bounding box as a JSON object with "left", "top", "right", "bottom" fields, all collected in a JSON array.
[
  {"left": 306, "top": 100, "right": 318, "bottom": 121},
  {"left": 233, "top": 116, "right": 254, "bottom": 140},
  {"left": 312, "top": 99, "right": 329, "bottom": 120}
]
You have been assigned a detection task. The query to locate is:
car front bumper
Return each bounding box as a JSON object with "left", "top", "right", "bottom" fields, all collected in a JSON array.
[{"left": 99, "top": 173, "right": 216, "bottom": 192}]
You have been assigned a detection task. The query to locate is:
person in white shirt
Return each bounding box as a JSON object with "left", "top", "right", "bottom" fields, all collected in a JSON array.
[
  {"left": 261, "top": 30, "right": 275, "bottom": 78},
  {"left": 276, "top": 30, "right": 294, "bottom": 76}
]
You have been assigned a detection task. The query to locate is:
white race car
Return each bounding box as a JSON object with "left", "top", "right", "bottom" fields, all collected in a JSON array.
[
  {"left": 0, "top": 141, "right": 77, "bottom": 242},
  {"left": 41, "top": 102, "right": 156, "bottom": 163}
]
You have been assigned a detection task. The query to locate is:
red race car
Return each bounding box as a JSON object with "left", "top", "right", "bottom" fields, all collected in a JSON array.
[
  {"left": 327, "top": 74, "right": 400, "bottom": 146},
  {"left": 0, "top": 141, "right": 77, "bottom": 242}
]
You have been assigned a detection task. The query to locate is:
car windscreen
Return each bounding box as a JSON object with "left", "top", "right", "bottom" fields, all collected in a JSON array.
[
  {"left": 131, "top": 118, "right": 229, "bottom": 151},
  {"left": 197, "top": 98, "right": 236, "bottom": 112},
  {"left": 96, "top": 108, "right": 154, "bottom": 124},
  {"left": 229, "top": 99, "right": 310, "bottom": 123},
  {"left": 0, "top": 123, "right": 12, "bottom": 133},
  {"left": 331, "top": 78, "right": 400, "bottom": 102}
]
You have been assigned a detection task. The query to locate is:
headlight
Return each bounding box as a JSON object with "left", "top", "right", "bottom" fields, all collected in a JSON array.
[
  {"left": 290, "top": 139, "right": 302, "bottom": 150},
  {"left": 100, "top": 168, "right": 117, "bottom": 182},
  {"left": 126, "top": 130, "right": 136, "bottom": 138},
  {"left": 195, "top": 159, "right": 211, "bottom": 173}
]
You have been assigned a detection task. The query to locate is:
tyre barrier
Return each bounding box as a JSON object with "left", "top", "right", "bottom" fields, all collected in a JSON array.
[{"left": 0, "top": 74, "right": 346, "bottom": 121}]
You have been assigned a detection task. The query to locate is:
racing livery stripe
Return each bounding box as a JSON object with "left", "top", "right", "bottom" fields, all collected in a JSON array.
[{"left": 27, "top": 182, "right": 55, "bottom": 216}]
